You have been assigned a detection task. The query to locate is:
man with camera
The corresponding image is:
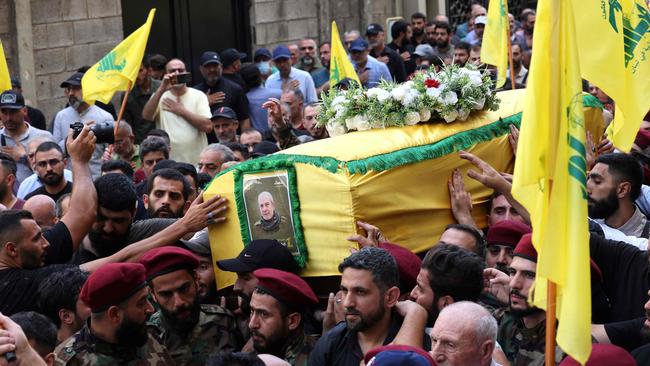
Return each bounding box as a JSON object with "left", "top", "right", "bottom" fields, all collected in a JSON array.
[
  {"left": 142, "top": 58, "right": 212, "bottom": 165},
  {"left": 52, "top": 72, "right": 114, "bottom": 179}
]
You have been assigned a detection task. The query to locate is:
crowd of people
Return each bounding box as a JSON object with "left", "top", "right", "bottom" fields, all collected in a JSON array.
[{"left": 0, "top": 2, "right": 647, "bottom": 365}]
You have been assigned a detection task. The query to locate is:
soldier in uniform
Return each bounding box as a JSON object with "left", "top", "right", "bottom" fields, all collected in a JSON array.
[
  {"left": 53, "top": 262, "right": 174, "bottom": 365},
  {"left": 241, "top": 268, "right": 318, "bottom": 365},
  {"left": 492, "top": 233, "right": 564, "bottom": 366},
  {"left": 140, "top": 246, "right": 242, "bottom": 366},
  {"left": 251, "top": 191, "right": 294, "bottom": 251}
]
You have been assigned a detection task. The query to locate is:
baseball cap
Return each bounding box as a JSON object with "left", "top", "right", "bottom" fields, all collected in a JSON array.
[
  {"left": 60, "top": 72, "right": 84, "bottom": 88},
  {"left": 201, "top": 51, "right": 222, "bottom": 66},
  {"left": 413, "top": 44, "right": 435, "bottom": 58},
  {"left": 272, "top": 45, "right": 292, "bottom": 61},
  {"left": 474, "top": 16, "right": 487, "bottom": 25},
  {"left": 182, "top": 229, "right": 211, "bottom": 256},
  {"left": 221, "top": 48, "right": 247, "bottom": 67},
  {"left": 349, "top": 38, "right": 369, "bottom": 52},
  {"left": 211, "top": 106, "right": 238, "bottom": 120},
  {"left": 365, "top": 345, "right": 437, "bottom": 366},
  {"left": 366, "top": 23, "right": 384, "bottom": 36},
  {"left": 251, "top": 141, "right": 280, "bottom": 157},
  {"left": 216, "top": 239, "right": 299, "bottom": 273},
  {"left": 0, "top": 90, "right": 25, "bottom": 110},
  {"left": 254, "top": 48, "right": 272, "bottom": 61}
]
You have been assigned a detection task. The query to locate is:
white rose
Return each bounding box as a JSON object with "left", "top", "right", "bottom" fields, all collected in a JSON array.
[
  {"left": 443, "top": 110, "right": 459, "bottom": 123},
  {"left": 326, "top": 122, "right": 347, "bottom": 136},
  {"left": 419, "top": 108, "right": 431, "bottom": 122},
  {"left": 376, "top": 89, "right": 391, "bottom": 102},
  {"left": 366, "top": 88, "right": 380, "bottom": 98},
  {"left": 335, "top": 104, "right": 346, "bottom": 118},
  {"left": 332, "top": 95, "right": 346, "bottom": 106},
  {"left": 402, "top": 90, "right": 419, "bottom": 107},
  {"left": 405, "top": 111, "right": 421, "bottom": 125},
  {"left": 426, "top": 87, "right": 442, "bottom": 98},
  {"left": 356, "top": 115, "right": 372, "bottom": 131},
  {"left": 403, "top": 80, "right": 415, "bottom": 89},
  {"left": 442, "top": 91, "right": 458, "bottom": 106},
  {"left": 457, "top": 108, "right": 470, "bottom": 121},
  {"left": 473, "top": 97, "right": 486, "bottom": 110},
  {"left": 391, "top": 87, "right": 406, "bottom": 102}
]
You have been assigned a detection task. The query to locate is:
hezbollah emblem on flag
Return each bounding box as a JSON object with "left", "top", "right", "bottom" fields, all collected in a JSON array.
[
  {"left": 605, "top": 0, "right": 650, "bottom": 71},
  {"left": 95, "top": 49, "right": 127, "bottom": 81}
]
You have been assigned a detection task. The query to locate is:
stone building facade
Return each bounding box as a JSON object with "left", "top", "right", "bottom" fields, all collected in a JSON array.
[{"left": 2, "top": 0, "right": 443, "bottom": 123}]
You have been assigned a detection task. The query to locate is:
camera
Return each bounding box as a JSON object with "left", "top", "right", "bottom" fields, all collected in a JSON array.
[
  {"left": 172, "top": 72, "right": 192, "bottom": 86},
  {"left": 70, "top": 121, "right": 115, "bottom": 144}
]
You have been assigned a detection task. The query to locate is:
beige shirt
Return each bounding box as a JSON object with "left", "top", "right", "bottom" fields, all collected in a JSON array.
[{"left": 154, "top": 87, "right": 211, "bottom": 164}]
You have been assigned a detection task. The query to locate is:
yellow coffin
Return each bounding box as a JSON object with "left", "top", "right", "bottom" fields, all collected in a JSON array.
[{"left": 205, "top": 90, "right": 604, "bottom": 289}]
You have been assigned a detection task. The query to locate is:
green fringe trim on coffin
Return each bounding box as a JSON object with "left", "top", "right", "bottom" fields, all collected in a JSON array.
[{"left": 229, "top": 165, "right": 308, "bottom": 268}]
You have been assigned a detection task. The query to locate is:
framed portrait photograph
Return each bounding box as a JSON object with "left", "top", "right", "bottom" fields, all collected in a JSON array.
[{"left": 238, "top": 169, "right": 306, "bottom": 264}]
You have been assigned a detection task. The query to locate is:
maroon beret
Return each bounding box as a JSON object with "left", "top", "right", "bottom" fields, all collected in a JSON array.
[
  {"left": 486, "top": 220, "right": 532, "bottom": 248},
  {"left": 379, "top": 242, "right": 421, "bottom": 291},
  {"left": 80, "top": 263, "right": 147, "bottom": 312},
  {"left": 253, "top": 268, "right": 318, "bottom": 308},
  {"left": 635, "top": 129, "right": 650, "bottom": 150},
  {"left": 139, "top": 246, "right": 199, "bottom": 280},
  {"left": 559, "top": 344, "right": 635, "bottom": 366},
  {"left": 513, "top": 233, "right": 537, "bottom": 262}
]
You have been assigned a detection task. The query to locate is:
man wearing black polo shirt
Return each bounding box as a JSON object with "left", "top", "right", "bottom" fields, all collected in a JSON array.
[
  {"left": 366, "top": 24, "right": 407, "bottom": 83},
  {"left": 309, "top": 247, "right": 431, "bottom": 366},
  {"left": 193, "top": 51, "right": 250, "bottom": 144}
]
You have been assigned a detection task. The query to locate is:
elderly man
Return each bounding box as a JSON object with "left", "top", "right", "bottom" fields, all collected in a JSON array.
[
  {"left": 349, "top": 39, "right": 392, "bottom": 88},
  {"left": 198, "top": 143, "right": 237, "bottom": 177},
  {"left": 211, "top": 106, "right": 240, "bottom": 144},
  {"left": 251, "top": 191, "right": 293, "bottom": 244},
  {"left": 296, "top": 38, "right": 327, "bottom": 89},
  {"left": 111, "top": 122, "right": 140, "bottom": 168},
  {"left": 22, "top": 195, "right": 57, "bottom": 229},
  {"left": 142, "top": 58, "right": 212, "bottom": 164}
]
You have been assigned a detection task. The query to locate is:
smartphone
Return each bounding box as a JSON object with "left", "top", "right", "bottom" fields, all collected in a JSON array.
[{"left": 172, "top": 72, "right": 192, "bottom": 85}]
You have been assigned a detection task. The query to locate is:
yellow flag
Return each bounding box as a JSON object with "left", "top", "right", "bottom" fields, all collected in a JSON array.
[
  {"left": 329, "top": 21, "right": 361, "bottom": 87},
  {"left": 571, "top": 0, "right": 650, "bottom": 152},
  {"left": 511, "top": 0, "right": 592, "bottom": 363},
  {"left": 82, "top": 9, "right": 155, "bottom": 104},
  {"left": 0, "top": 39, "right": 11, "bottom": 92},
  {"left": 481, "top": 0, "right": 509, "bottom": 88}
]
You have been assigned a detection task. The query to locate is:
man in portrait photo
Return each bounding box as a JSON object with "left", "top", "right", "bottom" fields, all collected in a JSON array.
[{"left": 250, "top": 191, "right": 296, "bottom": 254}]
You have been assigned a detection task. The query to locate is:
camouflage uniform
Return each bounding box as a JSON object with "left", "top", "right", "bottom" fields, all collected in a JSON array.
[
  {"left": 497, "top": 311, "right": 564, "bottom": 366},
  {"left": 53, "top": 323, "right": 174, "bottom": 366},
  {"left": 147, "top": 304, "right": 242, "bottom": 366}
]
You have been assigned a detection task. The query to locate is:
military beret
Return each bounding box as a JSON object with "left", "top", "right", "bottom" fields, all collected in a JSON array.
[
  {"left": 365, "top": 345, "right": 437, "bottom": 366},
  {"left": 80, "top": 263, "right": 147, "bottom": 312},
  {"left": 253, "top": 268, "right": 317, "bottom": 308},
  {"left": 513, "top": 233, "right": 537, "bottom": 262},
  {"left": 379, "top": 242, "right": 421, "bottom": 292},
  {"left": 139, "top": 246, "right": 199, "bottom": 280},
  {"left": 486, "top": 220, "right": 532, "bottom": 248},
  {"left": 559, "top": 344, "right": 635, "bottom": 366}
]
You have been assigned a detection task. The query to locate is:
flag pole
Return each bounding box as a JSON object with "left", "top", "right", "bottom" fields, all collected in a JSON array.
[
  {"left": 107, "top": 80, "right": 133, "bottom": 157},
  {"left": 545, "top": 280, "right": 557, "bottom": 365}
]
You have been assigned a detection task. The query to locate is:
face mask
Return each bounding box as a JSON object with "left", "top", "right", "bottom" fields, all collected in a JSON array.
[{"left": 257, "top": 62, "right": 271, "bottom": 75}]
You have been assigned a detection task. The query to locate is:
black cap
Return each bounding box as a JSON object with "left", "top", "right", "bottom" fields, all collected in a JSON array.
[
  {"left": 251, "top": 141, "right": 280, "bottom": 157},
  {"left": 253, "top": 48, "right": 272, "bottom": 61},
  {"left": 366, "top": 23, "right": 384, "bottom": 36},
  {"left": 201, "top": 51, "right": 222, "bottom": 66},
  {"left": 220, "top": 48, "right": 247, "bottom": 67},
  {"left": 211, "top": 106, "right": 238, "bottom": 120},
  {"left": 60, "top": 72, "right": 84, "bottom": 88},
  {"left": 0, "top": 91, "right": 25, "bottom": 109},
  {"left": 216, "top": 239, "right": 299, "bottom": 273}
]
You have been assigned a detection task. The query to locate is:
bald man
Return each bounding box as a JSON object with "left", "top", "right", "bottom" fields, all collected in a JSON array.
[
  {"left": 23, "top": 194, "right": 57, "bottom": 229},
  {"left": 111, "top": 122, "right": 140, "bottom": 168}
]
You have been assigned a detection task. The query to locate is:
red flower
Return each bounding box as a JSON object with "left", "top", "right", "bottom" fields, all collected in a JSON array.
[{"left": 425, "top": 78, "right": 440, "bottom": 88}]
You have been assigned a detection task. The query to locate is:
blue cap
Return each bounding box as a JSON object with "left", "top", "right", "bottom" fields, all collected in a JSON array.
[
  {"left": 272, "top": 45, "right": 291, "bottom": 61},
  {"left": 365, "top": 345, "right": 436, "bottom": 366},
  {"left": 349, "top": 38, "right": 369, "bottom": 52},
  {"left": 60, "top": 72, "right": 84, "bottom": 88},
  {"left": 200, "top": 51, "right": 222, "bottom": 66},
  {"left": 254, "top": 48, "right": 272, "bottom": 61}
]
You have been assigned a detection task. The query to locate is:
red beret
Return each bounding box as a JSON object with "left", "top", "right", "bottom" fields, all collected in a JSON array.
[
  {"left": 379, "top": 242, "right": 421, "bottom": 291},
  {"left": 486, "top": 220, "right": 532, "bottom": 248},
  {"left": 139, "top": 246, "right": 199, "bottom": 280},
  {"left": 559, "top": 344, "right": 635, "bottom": 366},
  {"left": 513, "top": 233, "right": 537, "bottom": 262},
  {"left": 80, "top": 263, "right": 147, "bottom": 312},
  {"left": 635, "top": 129, "right": 650, "bottom": 150},
  {"left": 253, "top": 268, "right": 318, "bottom": 308}
]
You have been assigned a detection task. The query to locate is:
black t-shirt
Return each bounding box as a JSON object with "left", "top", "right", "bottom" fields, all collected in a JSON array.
[
  {"left": 44, "top": 220, "right": 74, "bottom": 265},
  {"left": 589, "top": 232, "right": 649, "bottom": 321},
  {"left": 194, "top": 78, "right": 250, "bottom": 144},
  {"left": 604, "top": 317, "right": 645, "bottom": 351},
  {"left": 633, "top": 342, "right": 650, "bottom": 364},
  {"left": 0, "top": 264, "right": 76, "bottom": 315},
  {"left": 370, "top": 46, "right": 407, "bottom": 83},
  {"left": 25, "top": 181, "right": 73, "bottom": 202},
  {"left": 223, "top": 72, "right": 247, "bottom": 90},
  {"left": 26, "top": 106, "right": 47, "bottom": 131},
  {"left": 387, "top": 41, "right": 416, "bottom": 76}
]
